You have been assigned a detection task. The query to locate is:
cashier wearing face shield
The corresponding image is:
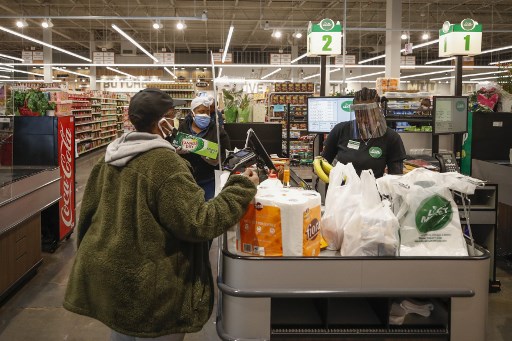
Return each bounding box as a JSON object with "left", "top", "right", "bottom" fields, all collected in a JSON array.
[
  {"left": 177, "top": 96, "right": 231, "bottom": 200},
  {"left": 322, "top": 87, "right": 406, "bottom": 178}
]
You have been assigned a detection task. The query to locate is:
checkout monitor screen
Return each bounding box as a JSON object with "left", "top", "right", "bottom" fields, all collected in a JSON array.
[
  {"left": 307, "top": 96, "right": 354, "bottom": 133},
  {"left": 432, "top": 96, "right": 469, "bottom": 135}
]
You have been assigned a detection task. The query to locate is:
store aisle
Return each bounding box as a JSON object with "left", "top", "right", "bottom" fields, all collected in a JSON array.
[{"left": 0, "top": 148, "right": 511, "bottom": 340}]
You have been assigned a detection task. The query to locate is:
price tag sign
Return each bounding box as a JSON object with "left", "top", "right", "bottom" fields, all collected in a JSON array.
[
  {"left": 307, "top": 18, "right": 342, "bottom": 56},
  {"left": 439, "top": 19, "right": 482, "bottom": 57},
  {"left": 334, "top": 54, "right": 356, "bottom": 65}
]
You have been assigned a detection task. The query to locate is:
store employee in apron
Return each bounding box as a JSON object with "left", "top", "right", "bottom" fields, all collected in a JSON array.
[{"left": 322, "top": 87, "right": 406, "bottom": 178}]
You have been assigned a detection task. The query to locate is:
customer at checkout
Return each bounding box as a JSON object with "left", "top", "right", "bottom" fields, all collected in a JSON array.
[
  {"left": 63, "top": 88, "right": 258, "bottom": 340},
  {"left": 177, "top": 96, "right": 231, "bottom": 200},
  {"left": 322, "top": 87, "right": 406, "bottom": 178}
]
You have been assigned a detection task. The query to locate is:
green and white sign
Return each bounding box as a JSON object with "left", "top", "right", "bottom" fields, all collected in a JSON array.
[
  {"left": 341, "top": 99, "right": 352, "bottom": 112},
  {"left": 307, "top": 18, "right": 342, "bottom": 56},
  {"left": 439, "top": 19, "right": 482, "bottom": 57}
]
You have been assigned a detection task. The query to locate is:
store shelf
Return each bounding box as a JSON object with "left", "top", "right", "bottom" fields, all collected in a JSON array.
[
  {"left": 159, "top": 89, "right": 194, "bottom": 92},
  {"left": 76, "top": 129, "right": 92, "bottom": 134},
  {"left": 75, "top": 121, "right": 94, "bottom": 126},
  {"left": 77, "top": 138, "right": 92, "bottom": 143},
  {"left": 74, "top": 115, "right": 92, "bottom": 119},
  {"left": 71, "top": 100, "right": 89, "bottom": 103},
  {"left": 270, "top": 92, "right": 314, "bottom": 95},
  {"left": 91, "top": 104, "right": 102, "bottom": 106},
  {"left": 78, "top": 142, "right": 109, "bottom": 155},
  {"left": 101, "top": 124, "right": 117, "bottom": 129}
]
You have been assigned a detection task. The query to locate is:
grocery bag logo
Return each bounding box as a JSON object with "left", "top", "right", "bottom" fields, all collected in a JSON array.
[
  {"left": 461, "top": 18, "right": 476, "bottom": 31},
  {"left": 415, "top": 195, "right": 453, "bottom": 233},
  {"left": 369, "top": 147, "right": 382, "bottom": 158},
  {"left": 306, "top": 218, "right": 320, "bottom": 240},
  {"left": 456, "top": 101, "right": 466, "bottom": 111},
  {"left": 341, "top": 100, "right": 352, "bottom": 112}
]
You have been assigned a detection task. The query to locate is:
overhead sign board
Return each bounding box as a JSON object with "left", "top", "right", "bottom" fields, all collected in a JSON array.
[
  {"left": 212, "top": 52, "right": 233, "bottom": 64},
  {"left": 93, "top": 51, "right": 115, "bottom": 64},
  {"left": 439, "top": 19, "right": 482, "bottom": 57},
  {"left": 334, "top": 54, "right": 356, "bottom": 65},
  {"left": 153, "top": 52, "right": 175, "bottom": 64},
  {"left": 270, "top": 53, "right": 292, "bottom": 65},
  {"left": 307, "top": 18, "right": 342, "bottom": 56}
]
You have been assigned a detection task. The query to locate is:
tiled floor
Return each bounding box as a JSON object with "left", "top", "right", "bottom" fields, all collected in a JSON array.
[{"left": 0, "top": 148, "right": 511, "bottom": 340}]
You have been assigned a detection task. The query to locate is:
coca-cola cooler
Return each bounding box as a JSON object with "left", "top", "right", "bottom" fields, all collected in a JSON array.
[{"left": 12, "top": 116, "right": 76, "bottom": 251}]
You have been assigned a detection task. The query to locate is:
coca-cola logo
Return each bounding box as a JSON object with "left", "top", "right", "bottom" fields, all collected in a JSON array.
[
  {"left": 59, "top": 123, "right": 74, "bottom": 228},
  {"left": 306, "top": 218, "right": 320, "bottom": 240}
]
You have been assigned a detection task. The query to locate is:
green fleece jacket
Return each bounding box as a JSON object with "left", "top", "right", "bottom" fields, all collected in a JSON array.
[{"left": 63, "top": 147, "right": 256, "bottom": 337}]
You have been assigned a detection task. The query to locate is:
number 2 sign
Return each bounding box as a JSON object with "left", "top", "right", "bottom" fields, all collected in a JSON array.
[
  {"left": 307, "top": 19, "right": 342, "bottom": 56},
  {"left": 439, "top": 19, "right": 482, "bottom": 57}
]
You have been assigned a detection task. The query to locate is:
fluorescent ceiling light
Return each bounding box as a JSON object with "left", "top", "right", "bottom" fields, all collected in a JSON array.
[
  {"left": 111, "top": 24, "right": 158, "bottom": 63},
  {"left": 291, "top": 53, "right": 308, "bottom": 64},
  {"left": 0, "top": 67, "right": 44, "bottom": 76},
  {"left": 0, "top": 74, "right": 10, "bottom": 79},
  {"left": 176, "top": 21, "right": 185, "bottom": 30},
  {"left": 481, "top": 44, "right": 512, "bottom": 55},
  {"left": 329, "top": 68, "right": 341, "bottom": 73},
  {"left": 106, "top": 66, "right": 136, "bottom": 78},
  {"left": 490, "top": 58, "right": 512, "bottom": 65},
  {"left": 425, "top": 57, "right": 456, "bottom": 65},
  {"left": 303, "top": 73, "right": 320, "bottom": 80},
  {"left": 359, "top": 39, "right": 438, "bottom": 65},
  {"left": 0, "top": 53, "right": 24, "bottom": 62},
  {"left": 217, "top": 67, "right": 223, "bottom": 78},
  {"left": 470, "top": 76, "right": 500, "bottom": 81},
  {"left": 400, "top": 69, "right": 453, "bottom": 79},
  {"left": 359, "top": 55, "right": 386, "bottom": 64},
  {"left": 0, "top": 25, "right": 91, "bottom": 62},
  {"left": 346, "top": 71, "right": 385, "bottom": 80},
  {"left": 261, "top": 68, "right": 282, "bottom": 80},
  {"left": 52, "top": 67, "right": 91, "bottom": 78},
  {"left": 222, "top": 26, "right": 234, "bottom": 63},
  {"left": 163, "top": 67, "right": 177, "bottom": 78},
  {"left": 463, "top": 70, "right": 507, "bottom": 78},
  {"left": 430, "top": 76, "right": 455, "bottom": 81}
]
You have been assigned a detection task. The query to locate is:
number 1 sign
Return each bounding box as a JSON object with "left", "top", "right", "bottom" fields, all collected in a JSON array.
[
  {"left": 439, "top": 19, "right": 482, "bottom": 57},
  {"left": 307, "top": 19, "right": 342, "bottom": 56}
]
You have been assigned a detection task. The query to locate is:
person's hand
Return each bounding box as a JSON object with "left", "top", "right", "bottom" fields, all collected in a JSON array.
[
  {"left": 201, "top": 155, "right": 219, "bottom": 166},
  {"left": 176, "top": 146, "right": 189, "bottom": 155},
  {"left": 242, "top": 168, "right": 259, "bottom": 186}
]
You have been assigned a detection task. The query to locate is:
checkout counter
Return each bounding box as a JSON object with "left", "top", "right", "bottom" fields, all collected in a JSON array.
[{"left": 0, "top": 116, "right": 62, "bottom": 301}]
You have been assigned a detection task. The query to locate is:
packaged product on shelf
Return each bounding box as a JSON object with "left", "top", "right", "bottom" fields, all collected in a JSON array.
[
  {"left": 307, "top": 83, "right": 314, "bottom": 92},
  {"left": 301, "top": 83, "right": 308, "bottom": 92},
  {"left": 237, "top": 188, "right": 322, "bottom": 256},
  {"left": 294, "top": 83, "right": 301, "bottom": 92},
  {"left": 274, "top": 83, "right": 281, "bottom": 92},
  {"left": 291, "top": 95, "right": 298, "bottom": 104},
  {"left": 172, "top": 131, "right": 219, "bottom": 159}
]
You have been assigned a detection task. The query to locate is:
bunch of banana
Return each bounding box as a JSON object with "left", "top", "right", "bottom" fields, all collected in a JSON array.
[{"left": 313, "top": 156, "right": 333, "bottom": 183}]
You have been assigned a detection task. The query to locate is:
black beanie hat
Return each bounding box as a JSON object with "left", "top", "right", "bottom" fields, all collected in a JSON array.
[{"left": 128, "top": 88, "right": 186, "bottom": 131}]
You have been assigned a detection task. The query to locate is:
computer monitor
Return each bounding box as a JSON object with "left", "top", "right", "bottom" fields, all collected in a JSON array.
[
  {"left": 432, "top": 96, "right": 469, "bottom": 135},
  {"left": 307, "top": 96, "right": 354, "bottom": 133}
]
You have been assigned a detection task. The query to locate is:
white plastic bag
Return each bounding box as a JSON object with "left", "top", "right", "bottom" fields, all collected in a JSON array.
[
  {"left": 320, "top": 163, "right": 361, "bottom": 251},
  {"left": 340, "top": 170, "right": 400, "bottom": 256},
  {"left": 390, "top": 168, "right": 469, "bottom": 257}
]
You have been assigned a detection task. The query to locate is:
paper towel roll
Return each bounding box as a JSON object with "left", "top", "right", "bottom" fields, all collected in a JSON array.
[{"left": 241, "top": 188, "right": 321, "bottom": 256}]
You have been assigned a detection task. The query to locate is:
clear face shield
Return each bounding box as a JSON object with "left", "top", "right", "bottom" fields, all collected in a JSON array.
[{"left": 349, "top": 102, "right": 387, "bottom": 140}]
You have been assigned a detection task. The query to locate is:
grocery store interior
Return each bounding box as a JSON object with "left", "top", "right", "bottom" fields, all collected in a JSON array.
[{"left": 1, "top": 0, "right": 512, "bottom": 340}]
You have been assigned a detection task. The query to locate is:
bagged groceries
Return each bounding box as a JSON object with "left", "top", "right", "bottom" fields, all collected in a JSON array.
[
  {"left": 376, "top": 168, "right": 482, "bottom": 256},
  {"left": 321, "top": 163, "right": 361, "bottom": 251},
  {"left": 237, "top": 187, "right": 322, "bottom": 256},
  {"left": 340, "top": 170, "right": 400, "bottom": 256}
]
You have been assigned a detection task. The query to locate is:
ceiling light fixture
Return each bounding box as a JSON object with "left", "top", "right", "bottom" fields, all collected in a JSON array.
[
  {"left": 358, "top": 55, "right": 386, "bottom": 64},
  {"left": 261, "top": 68, "right": 282, "bottom": 80},
  {"left": 0, "top": 67, "right": 44, "bottom": 76},
  {"left": 422, "top": 32, "right": 429, "bottom": 40},
  {"left": 401, "top": 32, "right": 408, "bottom": 40},
  {"left": 303, "top": 73, "right": 320, "bottom": 80},
  {"left": 346, "top": 71, "right": 386, "bottom": 80},
  {"left": 0, "top": 25, "right": 92, "bottom": 62},
  {"left": 400, "top": 69, "right": 454, "bottom": 79},
  {"left": 16, "top": 19, "right": 28, "bottom": 28},
  {"left": 425, "top": 57, "right": 456, "bottom": 65},
  {"left": 359, "top": 40, "right": 438, "bottom": 65},
  {"left": 329, "top": 68, "right": 341, "bottom": 73},
  {"left": 217, "top": 67, "right": 223, "bottom": 78},
  {"left": 152, "top": 21, "right": 162, "bottom": 30},
  {"left": 469, "top": 76, "right": 500, "bottom": 81},
  {"left": 163, "top": 67, "right": 177, "bottom": 78},
  {"left": 429, "top": 76, "right": 455, "bottom": 81},
  {"left": 111, "top": 24, "right": 158, "bottom": 63},
  {"left": 176, "top": 21, "right": 186, "bottom": 30},
  {"left": 291, "top": 53, "right": 308, "bottom": 64},
  {"left": 490, "top": 58, "right": 512, "bottom": 65},
  {"left": 222, "top": 26, "right": 234, "bottom": 63},
  {"left": 294, "top": 31, "right": 303, "bottom": 39},
  {"left": 52, "top": 67, "right": 91, "bottom": 78},
  {"left": 42, "top": 19, "right": 53, "bottom": 29},
  {"left": 106, "top": 66, "right": 136, "bottom": 78},
  {"left": 272, "top": 30, "right": 282, "bottom": 38},
  {"left": 0, "top": 53, "right": 24, "bottom": 62}
]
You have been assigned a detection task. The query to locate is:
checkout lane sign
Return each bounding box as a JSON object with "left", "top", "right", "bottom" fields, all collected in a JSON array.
[
  {"left": 307, "top": 18, "right": 342, "bottom": 56},
  {"left": 439, "top": 19, "right": 482, "bottom": 57}
]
